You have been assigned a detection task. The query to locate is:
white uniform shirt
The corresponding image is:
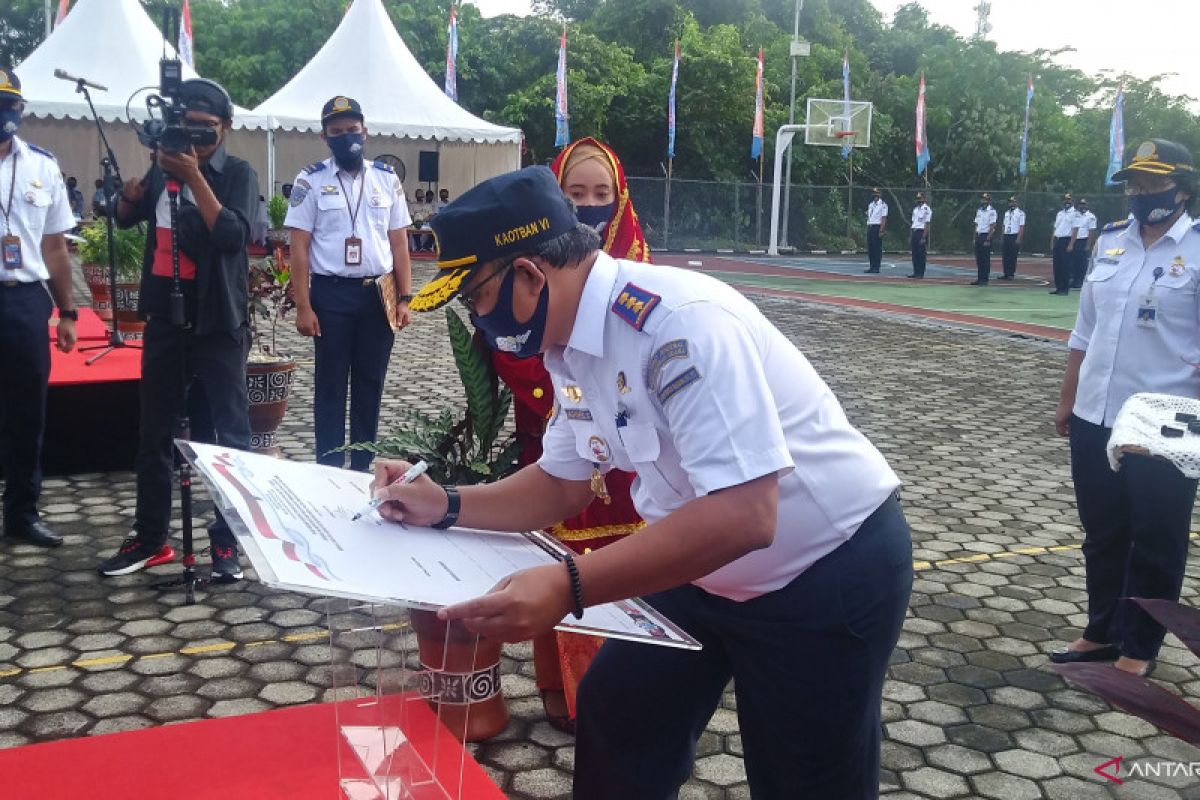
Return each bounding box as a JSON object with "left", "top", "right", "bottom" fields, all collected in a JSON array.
[
  {"left": 1075, "top": 210, "right": 1097, "bottom": 242},
  {"left": 1054, "top": 207, "right": 1079, "bottom": 238},
  {"left": 866, "top": 198, "right": 888, "bottom": 226},
  {"left": 538, "top": 253, "right": 901, "bottom": 601},
  {"left": 1069, "top": 214, "right": 1200, "bottom": 426},
  {"left": 911, "top": 203, "right": 932, "bottom": 230},
  {"left": 1003, "top": 208, "right": 1026, "bottom": 235},
  {"left": 974, "top": 205, "right": 997, "bottom": 234},
  {"left": 0, "top": 137, "right": 75, "bottom": 283},
  {"left": 284, "top": 157, "right": 411, "bottom": 277}
]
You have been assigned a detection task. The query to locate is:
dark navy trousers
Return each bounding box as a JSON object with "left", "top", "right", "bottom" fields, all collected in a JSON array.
[
  {"left": 0, "top": 281, "right": 52, "bottom": 531},
  {"left": 974, "top": 233, "right": 992, "bottom": 283},
  {"left": 573, "top": 495, "right": 913, "bottom": 799},
  {"left": 1071, "top": 243, "right": 1090, "bottom": 288},
  {"left": 909, "top": 229, "right": 927, "bottom": 277},
  {"left": 866, "top": 224, "right": 883, "bottom": 271},
  {"left": 310, "top": 274, "right": 394, "bottom": 472},
  {"left": 1002, "top": 233, "right": 1020, "bottom": 278},
  {"left": 1052, "top": 237, "right": 1073, "bottom": 293},
  {"left": 1071, "top": 415, "right": 1198, "bottom": 660}
]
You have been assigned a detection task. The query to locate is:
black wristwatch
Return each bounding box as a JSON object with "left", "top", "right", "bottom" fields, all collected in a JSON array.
[
  {"left": 431, "top": 485, "right": 461, "bottom": 529},
  {"left": 398, "top": 294, "right": 414, "bottom": 303},
  {"left": 57, "top": 308, "right": 79, "bottom": 321}
]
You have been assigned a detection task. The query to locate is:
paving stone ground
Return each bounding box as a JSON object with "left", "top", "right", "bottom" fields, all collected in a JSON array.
[{"left": 3, "top": 261, "right": 1200, "bottom": 798}]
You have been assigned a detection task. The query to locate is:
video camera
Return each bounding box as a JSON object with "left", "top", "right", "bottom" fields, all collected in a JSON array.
[{"left": 137, "top": 55, "right": 218, "bottom": 154}]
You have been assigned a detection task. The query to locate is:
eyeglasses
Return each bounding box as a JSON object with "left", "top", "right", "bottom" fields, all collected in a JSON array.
[
  {"left": 1124, "top": 177, "right": 1177, "bottom": 196},
  {"left": 457, "top": 263, "right": 512, "bottom": 315}
]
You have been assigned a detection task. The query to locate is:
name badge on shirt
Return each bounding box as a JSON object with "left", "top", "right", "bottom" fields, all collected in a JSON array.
[
  {"left": 1, "top": 235, "right": 22, "bottom": 270},
  {"left": 344, "top": 237, "right": 363, "bottom": 266},
  {"left": 1136, "top": 295, "right": 1158, "bottom": 328}
]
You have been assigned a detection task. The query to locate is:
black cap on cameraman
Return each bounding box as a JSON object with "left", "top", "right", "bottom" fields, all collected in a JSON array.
[
  {"left": 322, "top": 96, "right": 364, "bottom": 125},
  {"left": 179, "top": 79, "right": 233, "bottom": 121},
  {"left": 0, "top": 68, "right": 21, "bottom": 101}
]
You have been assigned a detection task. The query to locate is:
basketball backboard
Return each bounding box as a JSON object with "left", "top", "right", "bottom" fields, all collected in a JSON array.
[{"left": 805, "top": 98, "right": 873, "bottom": 148}]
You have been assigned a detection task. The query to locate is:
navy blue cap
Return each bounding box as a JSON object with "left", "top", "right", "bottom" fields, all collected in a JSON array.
[
  {"left": 412, "top": 166, "right": 579, "bottom": 312},
  {"left": 0, "top": 67, "right": 21, "bottom": 100},
  {"left": 321, "top": 96, "right": 364, "bottom": 124}
]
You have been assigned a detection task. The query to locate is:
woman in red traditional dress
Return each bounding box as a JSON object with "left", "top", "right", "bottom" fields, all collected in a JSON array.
[{"left": 491, "top": 137, "right": 651, "bottom": 731}]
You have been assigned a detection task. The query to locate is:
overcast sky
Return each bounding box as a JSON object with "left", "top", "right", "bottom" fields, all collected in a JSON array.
[{"left": 469, "top": 0, "right": 1197, "bottom": 101}]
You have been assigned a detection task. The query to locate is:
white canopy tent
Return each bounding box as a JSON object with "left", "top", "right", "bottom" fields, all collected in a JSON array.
[
  {"left": 249, "top": 0, "right": 522, "bottom": 196},
  {"left": 15, "top": 0, "right": 270, "bottom": 194}
]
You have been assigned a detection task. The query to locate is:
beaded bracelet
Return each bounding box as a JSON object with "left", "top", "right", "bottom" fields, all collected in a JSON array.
[{"left": 561, "top": 552, "right": 584, "bottom": 620}]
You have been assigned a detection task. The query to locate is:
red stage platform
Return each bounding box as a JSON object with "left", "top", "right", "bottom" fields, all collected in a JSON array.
[
  {"left": 0, "top": 694, "right": 505, "bottom": 799},
  {"left": 43, "top": 308, "right": 142, "bottom": 474}
]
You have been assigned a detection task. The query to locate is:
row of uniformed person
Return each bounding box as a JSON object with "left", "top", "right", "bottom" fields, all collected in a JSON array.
[{"left": 1049, "top": 194, "right": 1098, "bottom": 294}]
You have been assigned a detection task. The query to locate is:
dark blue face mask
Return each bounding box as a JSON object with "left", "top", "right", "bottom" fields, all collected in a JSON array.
[
  {"left": 471, "top": 266, "right": 549, "bottom": 359},
  {"left": 575, "top": 202, "right": 616, "bottom": 233},
  {"left": 327, "top": 132, "right": 365, "bottom": 170},
  {"left": 1129, "top": 187, "right": 1183, "bottom": 225},
  {"left": 0, "top": 107, "right": 21, "bottom": 143}
]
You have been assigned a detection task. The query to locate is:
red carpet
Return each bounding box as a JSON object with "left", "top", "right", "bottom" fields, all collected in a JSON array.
[
  {"left": 50, "top": 308, "right": 142, "bottom": 386},
  {"left": 0, "top": 694, "right": 504, "bottom": 799}
]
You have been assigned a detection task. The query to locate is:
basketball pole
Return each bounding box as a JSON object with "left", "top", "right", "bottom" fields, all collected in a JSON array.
[{"left": 845, "top": 138, "right": 855, "bottom": 239}]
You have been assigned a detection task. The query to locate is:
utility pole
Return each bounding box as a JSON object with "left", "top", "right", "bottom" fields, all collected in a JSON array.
[
  {"left": 780, "top": 0, "right": 810, "bottom": 248},
  {"left": 973, "top": 2, "right": 992, "bottom": 40}
]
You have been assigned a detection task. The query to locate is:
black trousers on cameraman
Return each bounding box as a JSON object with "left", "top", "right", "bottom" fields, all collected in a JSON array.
[{"left": 133, "top": 316, "right": 251, "bottom": 550}]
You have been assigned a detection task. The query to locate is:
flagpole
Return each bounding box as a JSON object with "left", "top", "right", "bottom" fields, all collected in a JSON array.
[
  {"left": 757, "top": 151, "right": 765, "bottom": 246},
  {"left": 664, "top": 157, "right": 673, "bottom": 249},
  {"left": 846, "top": 147, "right": 854, "bottom": 239},
  {"left": 924, "top": 169, "right": 932, "bottom": 252}
]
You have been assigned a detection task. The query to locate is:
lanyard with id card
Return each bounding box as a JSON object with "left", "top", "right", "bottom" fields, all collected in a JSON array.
[
  {"left": 1137, "top": 266, "right": 1164, "bottom": 328},
  {"left": 0, "top": 150, "right": 21, "bottom": 270},
  {"left": 337, "top": 170, "right": 365, "bottom": 267}
]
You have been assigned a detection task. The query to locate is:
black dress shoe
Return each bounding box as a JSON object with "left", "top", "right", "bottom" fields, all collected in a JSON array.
[
  {"left": 10, "top": 521, "right": 64, "bottom": 548},
  {"left": 864, "top": 268, "right": 880, "bottom": 274},
  {"left": 969, "top": 280, "right": 987, "bottom": 286},
  {"left": 1048, "top": 644, "right": 1120, "bottom": 664}
]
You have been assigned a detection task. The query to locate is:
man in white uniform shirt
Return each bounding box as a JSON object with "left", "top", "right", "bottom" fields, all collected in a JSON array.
[
  {"left": 970, "top": 192, "right": 997, "bottom": 285},
  {"left": 287, "top": 96, "right": 413, "bottom": 472},
  {"left": 864, "top": 186, "right": 888, "bottom": 273},
  {"left": 1070, "top": 197, "right": 1098, "bottom": 288},
  {"left": 1050, "top": 193, "right": 1079, "bottom": 295},
  {"left": 1000, "top": 195, "right": 1026, "bottom": 280},
  {"left": 0, "top": 68, "right": 78, "bottom": 548},
  {"left": 908, "top": 191, "right": 932, "bottom": 278},
  {"left": 376, "top": 167, "right": 913, "bottom": 799}
]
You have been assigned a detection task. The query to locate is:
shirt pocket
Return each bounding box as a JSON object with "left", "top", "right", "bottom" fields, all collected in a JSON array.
[
  {"left": 618, "top": 422, "right": 689, "bottom": 503},
  {"left": 316, "top": 194, "right": 347, "bottom": 214},
  {"left": 24, "top": 189, "right": 51, "bottom": 208},
  {"left": 367, "top": 194, "right": 394, "bottom": 230},
  {"left": 1086, "top": 261, "right": 1121, "bottom": 283}
]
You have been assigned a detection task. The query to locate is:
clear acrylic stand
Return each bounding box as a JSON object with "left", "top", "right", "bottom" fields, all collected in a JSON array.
[{"left": 328, "top": 597, "right": 468, "bottom": 796}]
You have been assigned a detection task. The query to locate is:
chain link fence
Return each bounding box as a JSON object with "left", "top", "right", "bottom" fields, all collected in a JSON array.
[{"left": 627, "top": 177, "right": 1128, "bottom": 255}]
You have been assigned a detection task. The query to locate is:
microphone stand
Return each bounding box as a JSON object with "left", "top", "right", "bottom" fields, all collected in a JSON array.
[
  {"left": 151, "top": 176, "right": 204, "bottom": 604},
  {"left": 74, "top": 78, "right": 141, "bottom": 364}
]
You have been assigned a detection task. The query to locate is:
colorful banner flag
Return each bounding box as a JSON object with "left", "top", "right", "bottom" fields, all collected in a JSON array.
[
  {"left": 444, "top": 4, "right": 459, "bottom": 101},
  {"left": 750, "top": 47, "right": 764, "bottom": 160},
  {"left": 841, "top": 50, "right": 852, "bottom": 158},
  {"left": 55, "top": 0, "right": 69, "bottom": 27},
  {"left": 915, "top": 72, "right": 931, "bottom": 176},
  {"left": 555, "top": 28, "right": 570, "bottom": 147},
  {"left": 1106, "top": 88, "right": 1126, "bottom": 186},
  {"left": 667, "top": 40, "right": 680, "bottom": 160},
  {"left": 1019, "top": 75, "right": 1034, "bottom": 177},
  {"left": 178, "top": 0, "right": 194, "bottom": 68}
]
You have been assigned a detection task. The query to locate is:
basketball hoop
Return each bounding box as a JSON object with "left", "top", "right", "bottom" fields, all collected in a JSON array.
[{"left": 835, "top": 130, "right": 858, "bottom": 139}]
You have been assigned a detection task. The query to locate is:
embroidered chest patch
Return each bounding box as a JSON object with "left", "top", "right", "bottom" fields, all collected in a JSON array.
[{"left": 611, "top": 283, "right": 661, "bottom": 330}]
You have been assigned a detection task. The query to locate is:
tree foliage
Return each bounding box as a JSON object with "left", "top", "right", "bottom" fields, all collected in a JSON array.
[{"left": 5, "top": 0, "right": 1198, "bottom": 194}]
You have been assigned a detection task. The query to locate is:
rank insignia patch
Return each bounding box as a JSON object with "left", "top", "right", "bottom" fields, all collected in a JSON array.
[{"left": 611, "top": 283, "right": 661, "bottom": 330}]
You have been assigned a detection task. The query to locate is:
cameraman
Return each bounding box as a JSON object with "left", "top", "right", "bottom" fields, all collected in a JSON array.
[{"left": 98, "top": 79, "right": 257, "bottom": 582}]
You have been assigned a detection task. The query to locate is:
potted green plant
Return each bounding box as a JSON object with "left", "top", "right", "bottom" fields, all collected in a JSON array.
[
  {"left": 246, "top": 251, "right": 297, "bottom": 455},
  {"left": 265, "top": 194, "right": 290, "bottom": 252},
  {"left": 348, "top": 307, "right": 521, "bottom": 743},
  {"left": 75, "top": 219, "right": 144, "bottom": 325}
]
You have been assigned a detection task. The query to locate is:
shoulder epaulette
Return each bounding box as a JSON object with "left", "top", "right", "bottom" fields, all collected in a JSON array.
[
  {"left": 27, "top": 143, "right": 55, "bottom": 160},
  {"left": 1192, "top": 220, "right": 1200, "bottom": 234},
  {"left": 1103, "top": 218, "right": 1133, "bottom": 233},
  {"left": 611, "top": 282, "right": 661, "bottom": 331},
  {"left": 371, "top": 159, "right": 394, "bottom": 174},
  {"left": 302, "top": 161, "right": 326, "bottom": 175}
]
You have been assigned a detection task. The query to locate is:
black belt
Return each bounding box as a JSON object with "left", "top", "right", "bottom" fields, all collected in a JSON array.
[
  {"left": 0, "top": 279, "right": 38, "bottom": 289},
  {"left": 312, "top": 273, "right": 380, "bottom": 287}
]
